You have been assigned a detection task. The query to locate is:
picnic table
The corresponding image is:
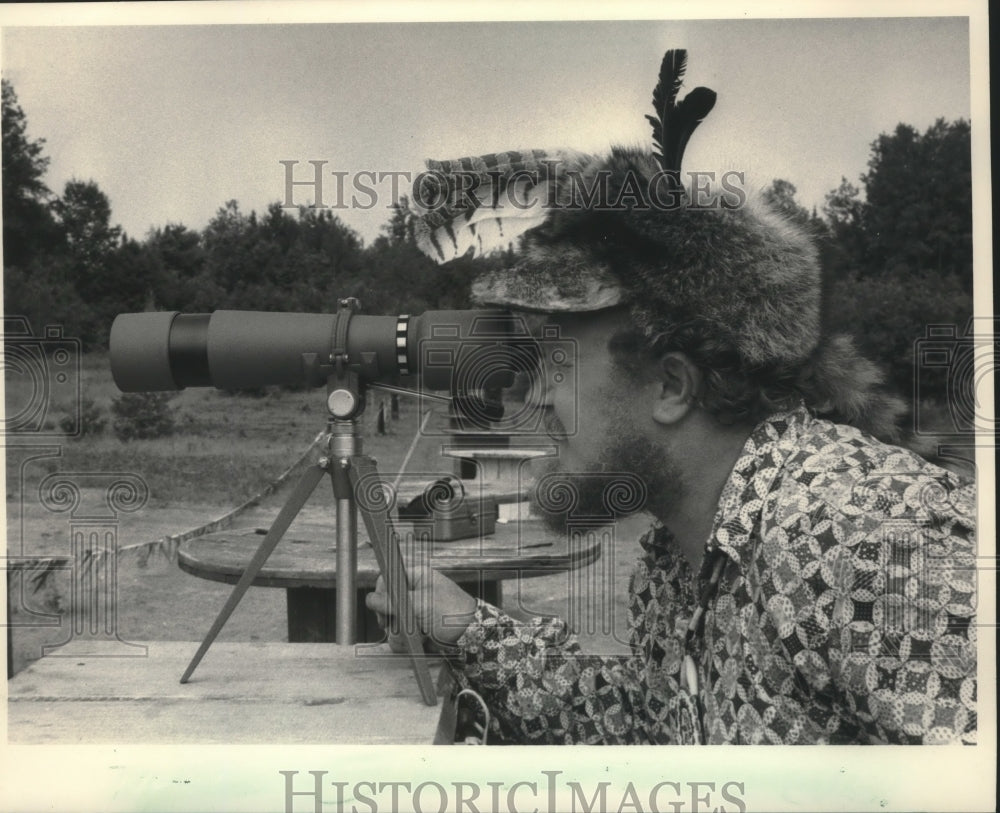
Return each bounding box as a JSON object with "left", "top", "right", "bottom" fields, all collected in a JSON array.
[{"left": 177, "top": 519, "right": 602, "bottom": 642}]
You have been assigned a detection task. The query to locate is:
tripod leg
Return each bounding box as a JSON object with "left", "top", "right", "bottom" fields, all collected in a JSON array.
[
  {"left": 180, "top": 462, "right": 328, "bottom": 683},
  {"left": 348, "top": 456, "right": 438, "bottom": 706}
]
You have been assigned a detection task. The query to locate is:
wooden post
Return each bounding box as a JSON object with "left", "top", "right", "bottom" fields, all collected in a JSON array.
[
  {"left": 6, "top": 574, "right": 13, "bottom": 679},
  {"left": 376, "top": 401, "right": 386, "bottom": 435}
]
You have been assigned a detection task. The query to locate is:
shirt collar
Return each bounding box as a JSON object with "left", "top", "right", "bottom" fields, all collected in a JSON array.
[
  {"left": 704, "top": 405, "right": 811, "bottom": 567},
  {"left": 638, "top": 405, "right": 810, "bottom": 568}
]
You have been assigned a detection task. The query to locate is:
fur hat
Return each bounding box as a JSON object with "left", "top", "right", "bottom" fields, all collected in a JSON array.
[{"left": 407, "top": 50, "right": 904, "bottom": 437}]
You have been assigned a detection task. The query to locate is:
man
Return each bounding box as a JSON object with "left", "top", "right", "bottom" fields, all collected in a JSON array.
[{"left": 367, "top": 50, "right": 977, "bottom": 744}]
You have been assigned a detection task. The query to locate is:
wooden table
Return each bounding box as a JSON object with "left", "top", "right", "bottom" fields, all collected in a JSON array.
[
  {"left": 178, "top": 520, "right": 602, "bottom": 643},
  {"left": 7, "top": 640, "right": 443, "bottom": 743}
]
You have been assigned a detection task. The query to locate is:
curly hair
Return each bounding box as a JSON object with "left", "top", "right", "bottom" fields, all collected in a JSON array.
[{"left": 610, "top": 312, "right": 906, "bottom": 442}]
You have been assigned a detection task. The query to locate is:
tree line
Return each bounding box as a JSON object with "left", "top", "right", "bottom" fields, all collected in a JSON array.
[{"left": 3, "top": 78, "right": 972, "bottom": 401}]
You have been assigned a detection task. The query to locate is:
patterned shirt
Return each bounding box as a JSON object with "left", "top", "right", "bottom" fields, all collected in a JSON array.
[{"left": 452, "top": 407, "right": 978, "bottom": 744}]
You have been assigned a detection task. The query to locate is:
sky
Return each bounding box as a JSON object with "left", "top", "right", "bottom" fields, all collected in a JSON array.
[{"left": 0, "top": 13, "right": 974, "bottom": 247}]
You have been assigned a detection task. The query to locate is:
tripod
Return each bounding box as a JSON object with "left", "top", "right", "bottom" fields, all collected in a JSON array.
[{"left": 178, "top": 376, "right": 438, "bottom": 706}]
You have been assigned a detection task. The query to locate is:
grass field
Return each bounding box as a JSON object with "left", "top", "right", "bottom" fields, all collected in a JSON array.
[
  {"left": 6, "top": 352, "right": 457, "bottom": 504},
  {"left": 5, "top": 353, "right": 637, "bottom": 676}
]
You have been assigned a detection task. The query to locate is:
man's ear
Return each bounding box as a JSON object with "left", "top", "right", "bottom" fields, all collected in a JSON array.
[{"left": 651, "top": 352, "right": 703, "bottom": 425}]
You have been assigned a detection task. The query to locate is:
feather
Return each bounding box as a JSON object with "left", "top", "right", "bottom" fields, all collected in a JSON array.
[
  {"left": 647, "top": 49, "right": 688, "bottom": 170},
  {"left": 425, "top": 205, "right": 548, "bottom": 261},
  {"left": 646, "top": 49, "right": 717, "bottom": 176},
  {"left": 409, "top": 150, "right": 590, "bottom": 263},
  {"left": 671, "top": 87, "right": 717, "bottom": 169},
  {"left": 414, "top": 179, "right": 550, "bottom": 261}
]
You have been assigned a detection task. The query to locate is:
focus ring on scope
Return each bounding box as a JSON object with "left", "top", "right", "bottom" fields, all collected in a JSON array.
[{"left": 396, "top": 314, "right": 410, "bottom": 376}]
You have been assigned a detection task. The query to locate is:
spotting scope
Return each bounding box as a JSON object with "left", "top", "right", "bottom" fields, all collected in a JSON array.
[{"left": 109, "top": 306, "right": 531, "bottom": 395}]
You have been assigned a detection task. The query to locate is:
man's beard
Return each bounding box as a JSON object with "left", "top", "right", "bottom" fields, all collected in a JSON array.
[{"left": 529, "top": 425, "right": 684, "bottom": 534}]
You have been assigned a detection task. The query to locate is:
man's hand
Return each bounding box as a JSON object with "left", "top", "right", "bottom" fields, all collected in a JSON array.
[{"left": 365, "top": 566, "right": 478, "bottom": 652}]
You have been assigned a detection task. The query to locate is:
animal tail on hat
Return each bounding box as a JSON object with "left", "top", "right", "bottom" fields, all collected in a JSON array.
[{"left": 796, "top": 333, "right": 907, "bottom": 442}]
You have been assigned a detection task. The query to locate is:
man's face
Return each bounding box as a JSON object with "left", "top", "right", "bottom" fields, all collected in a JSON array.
[{"left": 521, "top": 308, "right": 685, "bottom": 531}]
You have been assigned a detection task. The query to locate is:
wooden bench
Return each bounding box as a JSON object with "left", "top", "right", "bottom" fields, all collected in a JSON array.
[{"left": 7, "top": 639, "right": 443, "bottom": 743}]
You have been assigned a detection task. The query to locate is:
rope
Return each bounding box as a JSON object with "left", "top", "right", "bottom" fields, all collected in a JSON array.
[
  {"left": 8, "top": 431, "right": 327, "bottom": 588},
  {"left": 390, "top": 409, "right": 433, "bottom": 495}
]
